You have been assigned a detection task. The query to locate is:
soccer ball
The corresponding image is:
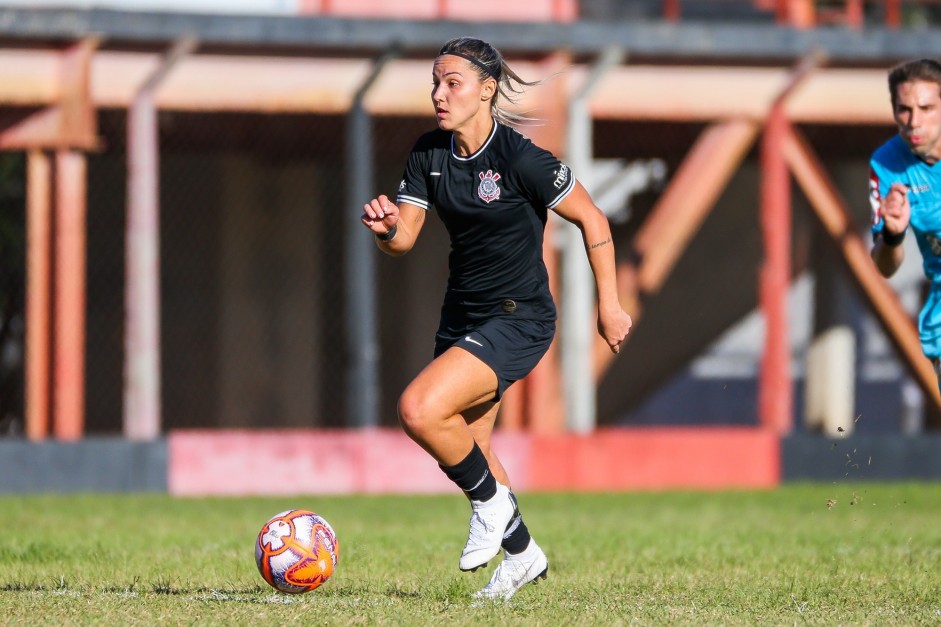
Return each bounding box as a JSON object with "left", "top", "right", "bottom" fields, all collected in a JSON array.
[{"left": 255, "top": 509, "right": 340, "bottom": 594}]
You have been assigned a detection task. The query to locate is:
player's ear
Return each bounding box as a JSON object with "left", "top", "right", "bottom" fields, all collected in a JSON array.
[{"left": 481, "top": 77, "right": 496, "bottom": 101}]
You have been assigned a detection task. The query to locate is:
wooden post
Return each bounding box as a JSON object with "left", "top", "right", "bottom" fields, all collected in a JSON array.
[
  {"left": 663, "top": 0, "right": 681, "bottom": 22},
  {"left": 885, "top": 0, "right": 901, "bottom": 28},
  {"left": 844, "top": 0, "right": 864, "bottom": 28},
  {"left": 53, "top": 150, "right": 87, "bottom": 440},
  {"left": 25, "top": 150, "right": 52, "bottom": 440},
  {"left": 125, "top": 36, "right": 196, "bottom": 440},
  {"left": 779, "top": 0, "right": 816, "bottom": 28},
  {"left": 759, "top": 106, "right": 793, "bottom": 434}
]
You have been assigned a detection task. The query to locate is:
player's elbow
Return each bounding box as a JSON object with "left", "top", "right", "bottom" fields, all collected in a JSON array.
[
  {"left": 871, "top": 249, "right": 900, "bottom": 278},
  {"left": 380, "top": 244, "right": 410, "bottom": 257},
  {"left": 878, "top": 264, "right": 898, "bottom": 278}
]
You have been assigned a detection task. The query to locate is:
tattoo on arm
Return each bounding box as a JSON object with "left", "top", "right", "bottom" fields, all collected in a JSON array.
[{"left": 588, "top": 238, "right": 611, "bottom": 251}]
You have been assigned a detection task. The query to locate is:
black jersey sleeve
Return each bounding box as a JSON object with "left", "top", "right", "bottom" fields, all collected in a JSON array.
[
  {"left": 395, "top": 134, "right": 433, "bottom": 211},
  {"left": 511, "top": 140, "right": 576, "bottom": 210}
]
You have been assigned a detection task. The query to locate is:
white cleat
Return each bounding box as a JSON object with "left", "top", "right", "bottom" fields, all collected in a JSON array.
[
  {"left": 472, "top": 539, "right": 549, "bottom": 602},
  {"left": 459, "top": 482, "right": 515, "bottom": 572}
]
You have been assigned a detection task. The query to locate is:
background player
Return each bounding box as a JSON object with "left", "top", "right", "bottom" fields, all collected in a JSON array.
[{"left": 870, "top": 58, "right": 941, "bottom": 388}]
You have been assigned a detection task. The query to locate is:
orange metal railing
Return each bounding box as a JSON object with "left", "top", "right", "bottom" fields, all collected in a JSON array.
[
  {"left": 301, "top": 0, "right": 577, "bottom": 22},
  {"left": 663, "top": 0, "right": 920, "bottom": 29}
]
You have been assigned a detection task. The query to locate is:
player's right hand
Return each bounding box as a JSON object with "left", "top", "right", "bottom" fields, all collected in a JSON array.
[
  {"left": 882, "top": 182, "right": 911, "bottom": 236},
  {"left": 598, "top": 306, "right": 633, "bottom": 355},
  {"left": 361, "top": 194, "right": 400, "bottom": 237}
]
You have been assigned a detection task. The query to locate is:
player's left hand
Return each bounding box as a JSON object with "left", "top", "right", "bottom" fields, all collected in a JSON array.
[
  {"left": 598, "top": 306, "right": 632, "bottom": 354},
  {"left": 361, "top": 194, "right": 400, "bottom": 237}
]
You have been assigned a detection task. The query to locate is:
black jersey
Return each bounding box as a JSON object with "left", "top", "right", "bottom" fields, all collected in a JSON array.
[{"left": 396, "top": 121, "right": 575, "bottom": 321}]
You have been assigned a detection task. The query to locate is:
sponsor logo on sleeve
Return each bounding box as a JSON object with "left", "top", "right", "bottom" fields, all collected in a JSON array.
[{"left": 553, "top": 163, "right": 570, "bottom": 190}]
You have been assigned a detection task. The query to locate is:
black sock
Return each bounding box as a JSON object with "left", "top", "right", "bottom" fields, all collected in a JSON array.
[
  {"left": 439, "top": 442, "right": 497, "bottom": 502},
  {"left": 502, "top": 491, "right": 532, "bottom": 554}
]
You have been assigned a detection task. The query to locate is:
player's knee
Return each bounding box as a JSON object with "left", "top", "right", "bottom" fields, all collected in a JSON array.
[{"left": 397, "top": 390, "right": 434, "bottom": 439}]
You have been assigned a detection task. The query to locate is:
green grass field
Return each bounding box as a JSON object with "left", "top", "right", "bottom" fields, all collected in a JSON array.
[{"left": 1, "top": 484, "right": 939, "bottom": 625}]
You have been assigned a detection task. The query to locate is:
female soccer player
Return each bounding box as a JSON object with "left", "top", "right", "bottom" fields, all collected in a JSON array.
[{"left": 361, "top": 37, "right": 632, "bottom": 601}]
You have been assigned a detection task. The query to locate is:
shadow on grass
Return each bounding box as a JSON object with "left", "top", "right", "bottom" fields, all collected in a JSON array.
[
  {"left": 1, "top": 579, "right": 472, "bottom": 605},
  {"left": 0, "top": 580, "right": 268, "bottom": 597}
]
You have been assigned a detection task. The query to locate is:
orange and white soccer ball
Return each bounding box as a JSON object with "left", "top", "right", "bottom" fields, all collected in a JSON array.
[{"left": 255, "top": 509, "right": 339, "bottom": 594}]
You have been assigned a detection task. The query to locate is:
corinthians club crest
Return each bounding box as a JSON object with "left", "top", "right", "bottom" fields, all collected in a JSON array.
[{"left": 477, "top": 169, "right": 502, "bottom": 203}]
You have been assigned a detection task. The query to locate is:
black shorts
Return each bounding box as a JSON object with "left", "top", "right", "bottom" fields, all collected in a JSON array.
[{"left": 434, "top": 311, "right": 555, "bottom": 402}]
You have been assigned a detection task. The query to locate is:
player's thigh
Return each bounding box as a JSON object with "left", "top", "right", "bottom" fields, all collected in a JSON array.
[{"left": 401, "top": 346, "right": 499, "bottom": 420}]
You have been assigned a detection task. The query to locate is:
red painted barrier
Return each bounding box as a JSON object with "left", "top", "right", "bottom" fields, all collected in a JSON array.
[
  {"left": 529, "top": 428, "right": 779, "bottom": 491},
  {"left": 168, "top": 427, "right": 779, "bottom": 496}
]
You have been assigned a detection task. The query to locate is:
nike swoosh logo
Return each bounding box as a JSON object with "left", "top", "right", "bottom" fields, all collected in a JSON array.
[{"left": 464, "top": 336, "right": 483, "bottom": 347}]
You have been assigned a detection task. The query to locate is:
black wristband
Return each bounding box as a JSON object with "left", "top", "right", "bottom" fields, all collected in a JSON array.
[
  {"left": 376, "top": 223, "right": 397, "bottom": 242},
  {"left": 881, "top": 228, "right": 906, "bottom": 247}
]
